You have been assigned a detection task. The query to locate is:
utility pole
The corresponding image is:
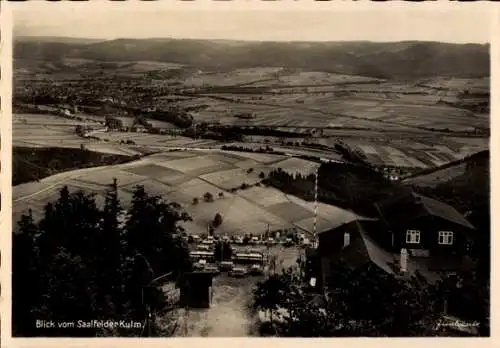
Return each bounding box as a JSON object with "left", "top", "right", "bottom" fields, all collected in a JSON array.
[
  {"left": 182, "top": 275, "right": 190, "bottom": 337},
  {"left": 266, "top": 223, "right": 272, "bottom": 274},
  {"left": 183, "top": 304, "right": 189, "bottom": 336},
  {"left": 313, "top": 167, "right": 319, "bottom": 249}
]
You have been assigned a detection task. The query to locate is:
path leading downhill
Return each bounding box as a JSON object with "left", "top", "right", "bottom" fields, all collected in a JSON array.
[
  {"left": 171, "top": 246, "right": 300, "bottom": 337},
  {"left": 174, "top": 277, "right": 258, "bottom": 337}
]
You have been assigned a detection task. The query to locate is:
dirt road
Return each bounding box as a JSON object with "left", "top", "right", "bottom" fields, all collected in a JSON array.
[
  {"left": 172, "top": 246, "right": 300, "bottom": 337},
  {"left": 174, "top": 276, "right": 259, "bottom": 337}
]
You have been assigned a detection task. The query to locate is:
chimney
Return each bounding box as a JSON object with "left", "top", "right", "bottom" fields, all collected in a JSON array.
[
  {"left": 400, "top": 248, "right": 408, "bottom": 273},
  {"left": 343, "top": 232, "right": 351, "bottom": 248}
]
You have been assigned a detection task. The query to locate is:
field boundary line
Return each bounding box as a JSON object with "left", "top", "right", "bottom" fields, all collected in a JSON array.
[{"left": 14, "top": 181, "right": 63, "bottom": 203}]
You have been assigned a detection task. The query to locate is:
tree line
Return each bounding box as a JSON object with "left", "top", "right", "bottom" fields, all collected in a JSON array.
[
  {"left": 263, "top": 163, "right": 396, "bottom": 217},
  {"left": 13, "top": 180, "right": 192, "bottom": 337},
  {"left": 253, "top": 262, "right": 488, "bottom": 337}
]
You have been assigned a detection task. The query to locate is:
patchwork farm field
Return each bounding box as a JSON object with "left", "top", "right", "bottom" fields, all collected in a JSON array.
[
  {"left": 184, "top": 67, "right": 283, "bottom": 87},
  {"left": 419, "top": 77, "right": 490, "bottom": 93},
  {"left": 184, "top": 69, "right": 383, "bottom": 88},
  {"left": 175, "top": 89, "right": 487, "bottom": 132},
  {"left": 340, "top": 137, "right": 488, "bottom": 168},
  {"left": 272, "top": 71, "right": 383, "bottom": 86},
  {"left": 13, "top": 150, "right": 362, "bottom": 237},
  {"left": 14, "top": 109, "right": 488, "bottom": 171},
  {"left": 76, "top": 114, "right": 176, "bottom": 129},
  {"left": 13, "top": 113, "right": 221, "bottom": 155}
]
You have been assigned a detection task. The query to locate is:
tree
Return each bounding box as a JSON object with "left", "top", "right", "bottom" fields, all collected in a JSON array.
[
  {"left": 213, "top": 213, "right": 223, "bottom": 228},
  {"left": 203, "top": 192, "right": 214, "bottom": 202},
  {"left": 29, "top": 187, "right": 106, "bottom": 336},
  {"left": 259, "top": 172, "right": 265, "bottom": 179},
  {"left": 218, "top": 192, "right": 224, "bottom": 199},
  {"left": 253, "top": 271, "right": 296, "bottom": 327},
  {"left": 99, "top": 178, "right": 125, "bottom": 315},
  {"left": 192, "top": 197, "right": 199, "bottom": 205},
  {"left": 247, "top": 168, "right": 254, "bottom": 174},
  {"left": 12, "top": 210, "right": 40, "bottom": 336},
  {"left": 320, "top": 262, "right": 443, "bottom": 336},
  {"left": 254, "top": 263, "right": 444, "bottom": 337},
  {"left": 125, "top": 185, "right": 192, "bottom": 278}
]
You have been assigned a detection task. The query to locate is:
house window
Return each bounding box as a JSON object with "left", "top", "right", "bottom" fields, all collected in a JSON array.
[
  {"left": 438, "top": 231, "right": 454, "bottom": 245},
  {"left": 406, "top": 230, "right": 421, "bottom": 244}
]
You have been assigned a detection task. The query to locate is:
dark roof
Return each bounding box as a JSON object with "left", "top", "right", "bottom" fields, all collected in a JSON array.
[
  {"left": 375, "top": 191, "right": 475, "bottom": 230},
  {"left": 340, "top": 220, "right": 396, "bottom": 274},
  {"left": 414, "top": 193, "right": 475, "bottom": 230}
]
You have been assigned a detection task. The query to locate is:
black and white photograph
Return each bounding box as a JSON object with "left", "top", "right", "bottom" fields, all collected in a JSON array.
[{"left": 9, "top": 4, "right": 491, "bottom": 338}]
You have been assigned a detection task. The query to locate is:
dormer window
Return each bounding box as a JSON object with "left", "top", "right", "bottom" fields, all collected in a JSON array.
[
  {"left": 406, "top": 229, "right": 421, "bottom": 244},
  {"left": 438, "top": 231, "right": 454, "bottom": 245}
]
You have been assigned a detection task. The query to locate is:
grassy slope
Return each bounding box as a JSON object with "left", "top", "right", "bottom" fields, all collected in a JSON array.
[{"left": 402, "top": 150, "right": 489, "bottom": 185}]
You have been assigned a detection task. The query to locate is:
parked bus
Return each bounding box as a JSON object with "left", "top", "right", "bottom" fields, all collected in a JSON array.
[
  {"left": 190, "top": 250, "right": 215, "bottom": 262},
  {"left": 233, "top": 252, "right": 265, "bottom": 265}
]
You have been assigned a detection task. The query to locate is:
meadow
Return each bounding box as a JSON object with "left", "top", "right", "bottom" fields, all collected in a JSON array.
[{"left": 13, "top": 150, "right": 361, "bottom": 237}]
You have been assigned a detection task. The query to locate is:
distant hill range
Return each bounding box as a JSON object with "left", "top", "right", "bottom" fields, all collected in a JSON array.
[{"left": 14, "top": 37, "right": 490, "bottom": 79}]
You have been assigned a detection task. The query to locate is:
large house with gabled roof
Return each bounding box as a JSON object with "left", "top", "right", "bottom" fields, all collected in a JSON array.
[{"left": 306, "top": 189, "right": 476, "bottom": 288}]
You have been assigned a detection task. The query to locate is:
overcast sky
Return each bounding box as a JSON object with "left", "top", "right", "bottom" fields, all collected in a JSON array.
[{"left": 12, "top": 4, "right": 491, "bottom": 44}]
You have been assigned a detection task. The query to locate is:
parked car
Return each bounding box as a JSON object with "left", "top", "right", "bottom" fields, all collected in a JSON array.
[
  {"left": 251, "top": 236, "right": 262, "bottom": 244},
  {"left": 197, "top": 245, "right": 211, "bottom": 251},
  {"left": 266, "top": 238, "right": 277, "bottom": 246},
  {"left": 229, "top": 266, "right": 247, "bottom": 278},
  {"left": 204, "top": 264, "right": 220, "bottom": 275},
  {"left": 284, "top": 238, "right": 294, "bottom": 247}
]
